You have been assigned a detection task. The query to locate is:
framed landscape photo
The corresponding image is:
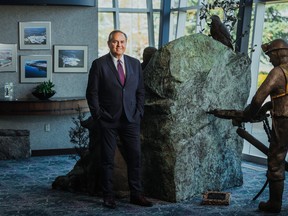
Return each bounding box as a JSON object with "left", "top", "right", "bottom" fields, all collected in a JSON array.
[
  {"left": 0, "top": 44, "right": 17, "bottom": 72},
  {"left": 20, "top": 55, "right": 52, "bottom": 83},
  {"left": 19, "top": 21, "right": 51, "bottom": 50},
  {"left": 54, "top": 45, "right": 88, "bottom": 73}
]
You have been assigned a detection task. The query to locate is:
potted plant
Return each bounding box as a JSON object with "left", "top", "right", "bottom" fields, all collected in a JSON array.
[{"left": 32, "top": 80, "right": 56, "bottom": 100}]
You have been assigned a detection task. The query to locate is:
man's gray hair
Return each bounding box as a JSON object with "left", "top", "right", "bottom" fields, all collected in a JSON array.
[{"left": 108, "top": 30, "right": 127, "bottom": 42}]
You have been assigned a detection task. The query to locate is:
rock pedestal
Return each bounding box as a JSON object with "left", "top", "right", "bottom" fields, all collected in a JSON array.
[
  {"left": 141, "top": 33, "right": 251, "bottom": 202},
  {"left": 52, "top": 117, "right": 128, "bottom": 196},
  {"left": 0, "top": 129, "right": 30, "bottom": 160}
]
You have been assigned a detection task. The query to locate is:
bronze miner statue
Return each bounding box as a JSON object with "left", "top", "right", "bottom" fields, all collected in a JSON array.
[
  {"left": 208, "top": 38, "right": 288, "bottom": 214},
  {"left": 141, "top": 46, "right": 157, "bottom": 70},
  {"left": 243, "top": 38, "right": 288, "bottom": 213}
]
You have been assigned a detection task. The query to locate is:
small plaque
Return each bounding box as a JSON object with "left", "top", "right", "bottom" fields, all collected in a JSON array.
[{"left": 201, "top": 191, "right": 230, "bottom": 205}]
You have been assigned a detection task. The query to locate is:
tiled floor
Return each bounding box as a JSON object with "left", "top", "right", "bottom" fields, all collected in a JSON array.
[{"left": 0, "top": 155, "right": 287, "bottom": 216}]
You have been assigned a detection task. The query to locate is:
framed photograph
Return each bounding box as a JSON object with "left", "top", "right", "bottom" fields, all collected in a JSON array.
[
  {"left": 54, "top": 45, "right": 88, "bottom": 73},
  {"left": 0, "top": 44, "right": 17, "bottom": 72},
  {"left": 20, "top": 55, "right": 52, "bottom": 83},
  {"left": 19, "top": 21, "right": 51, "bottom": 50}
]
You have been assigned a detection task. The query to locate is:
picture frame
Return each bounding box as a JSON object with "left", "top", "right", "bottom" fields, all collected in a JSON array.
[
  {"left": 19, "top": 21, "right": 51, "bottom": 50},
  {"left": 54, "top": 45, "right": 88, "bottom": 73},
  {"left": 0, "top": 43, "right": 17, "bottom": 72},
  {"left": 20, "top": 55, "right": 52, "bottom": 83}
]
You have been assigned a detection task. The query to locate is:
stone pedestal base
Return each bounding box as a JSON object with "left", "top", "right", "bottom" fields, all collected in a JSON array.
[
  {"left": 141, "top": 34, "right": 250, "bottom": 202},
  {"left": 0, "top": 129, "right": 30, "bottom": 160}
]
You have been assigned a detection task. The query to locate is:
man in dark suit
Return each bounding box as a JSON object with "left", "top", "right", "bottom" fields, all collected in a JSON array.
[{"left": 86, "top": 30, "right": 152, "bottom": 209}]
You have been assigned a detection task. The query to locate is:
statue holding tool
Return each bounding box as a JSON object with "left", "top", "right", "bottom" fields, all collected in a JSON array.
[{"left": 209, "top": 38, "right": 288, "bottom": 213}]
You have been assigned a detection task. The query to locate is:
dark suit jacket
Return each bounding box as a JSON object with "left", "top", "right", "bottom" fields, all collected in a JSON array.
[{"left": 86, "top": 53, "right": 145, "bottom": 127}]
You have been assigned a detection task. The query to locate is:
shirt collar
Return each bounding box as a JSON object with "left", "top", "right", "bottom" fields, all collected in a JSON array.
[{"left": 110, "top": 52, "right": 124, "bottom": 64}]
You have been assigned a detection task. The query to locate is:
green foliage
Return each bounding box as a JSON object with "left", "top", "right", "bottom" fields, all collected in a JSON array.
[
  {"left": 258, "top": 3, "right": 288, "bottom": 65},
  {"left": 69, "top": 107, "right": 89, "bottom": 160},
  {"left": 34, "top": 80, "right": 55, "bottom": 94},
  {"left": 262, "top": 4, "right": 288, "bottom": 44},
  {"left": 199, "top": 0, "right": 240, "bottom": 35}
]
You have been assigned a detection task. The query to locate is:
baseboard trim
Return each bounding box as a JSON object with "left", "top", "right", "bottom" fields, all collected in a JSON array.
[
  {"left": 242, "top": 153, "right": 267, "bottom": 165},
  {"left": 31, "top": 148, "right": 77, "bottom": 156}
]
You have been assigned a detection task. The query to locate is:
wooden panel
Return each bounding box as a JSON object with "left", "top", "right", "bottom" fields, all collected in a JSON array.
[{"left": 0, "top": 97, "right": 89, "bottom": 115}]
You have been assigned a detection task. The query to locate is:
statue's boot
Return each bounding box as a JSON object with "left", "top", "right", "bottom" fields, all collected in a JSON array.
[{"left": 258, "top": 180, "right": 284, "bottom": 213}]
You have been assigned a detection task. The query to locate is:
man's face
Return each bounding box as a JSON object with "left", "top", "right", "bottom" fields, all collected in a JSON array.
[
  {"left": 107, "top": 32, "right": 127, "bottom": 59},
  {"left": 267, "top": 51, "right": 280, "bottom": 67}
]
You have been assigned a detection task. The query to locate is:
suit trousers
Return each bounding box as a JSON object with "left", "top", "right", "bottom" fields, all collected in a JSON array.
[{"left": 99, "top": 115, "right": 142, "bottom": 197}]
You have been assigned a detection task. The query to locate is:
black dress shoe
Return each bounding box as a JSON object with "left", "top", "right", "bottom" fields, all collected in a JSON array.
[
  {"left": 103, "top": 197, "right": 116, "bottom": 209},
  {"left": 130, "top": 195, "right": 153, "bottom": 207}
]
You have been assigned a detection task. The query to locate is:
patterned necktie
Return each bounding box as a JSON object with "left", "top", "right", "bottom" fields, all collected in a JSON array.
[{"left": 117, "top": 60, "right": 125, "bottom": 85}]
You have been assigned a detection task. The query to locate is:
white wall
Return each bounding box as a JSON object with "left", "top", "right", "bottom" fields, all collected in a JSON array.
[{"left": 0, "top": 5, "right": 97, "bottom": 151}]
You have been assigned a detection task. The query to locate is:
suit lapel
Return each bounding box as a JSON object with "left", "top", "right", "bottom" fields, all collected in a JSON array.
[{"left": 124, "top": 55, "right": 131, "bottom": 84}]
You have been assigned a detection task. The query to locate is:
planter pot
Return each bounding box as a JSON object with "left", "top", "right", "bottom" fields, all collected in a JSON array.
[{"left": 32, "top": 91, "right": 56, "bottom": 100}]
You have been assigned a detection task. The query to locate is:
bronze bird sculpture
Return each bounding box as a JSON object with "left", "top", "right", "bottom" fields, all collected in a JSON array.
[{"left": 210, "top": 15, "right": 234, "bottom": 50}]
